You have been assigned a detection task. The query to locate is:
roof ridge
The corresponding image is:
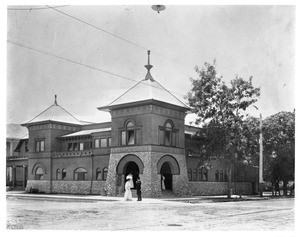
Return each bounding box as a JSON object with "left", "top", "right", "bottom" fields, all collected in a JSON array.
[
  {"left": 153, "top": 80, "right": 189, "bottom": 108},
  {"left": 107, "top": 79, "right": 146, "bottom": 106},
  {"left": 57, "top": 104, "right": 82, "bottom": 124}
]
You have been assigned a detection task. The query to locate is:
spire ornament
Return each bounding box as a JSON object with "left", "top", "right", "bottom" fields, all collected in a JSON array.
[{"left": 145, "top": 50, "right": 154, "bottom": 81}]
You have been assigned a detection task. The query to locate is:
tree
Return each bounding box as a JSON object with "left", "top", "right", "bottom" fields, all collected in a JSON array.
[
  {"left": 187, "top": 61, "right": 260, "bottom": 197},
  {"left": 262, "top": 111, "right": 295, "bottom": 195}
]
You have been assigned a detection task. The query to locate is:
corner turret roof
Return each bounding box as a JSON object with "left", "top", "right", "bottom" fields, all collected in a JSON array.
[
  {"left": 21, "top": 95, "right": 82, "bottom": 126},
  {"left": 98, "top": 51, "right": 189, "bottom": 112}
]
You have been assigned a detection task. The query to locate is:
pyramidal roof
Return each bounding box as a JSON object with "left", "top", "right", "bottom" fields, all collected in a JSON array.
[
  {"left": 22, "top": 96, "right": 82, "bottom": 126},
  {"left": 98, "top": 51, "right": 189, "bottom": 111}
]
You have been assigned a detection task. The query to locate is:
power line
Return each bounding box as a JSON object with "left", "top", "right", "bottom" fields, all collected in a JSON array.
[
  {"left": 8, "top": 40, "right": 138, "bottom": 83},
  {"left": 45, "top": 5, "right": 148, "bottom": 51},
  {"left": 45, "top": 5, "right": 193, "bottom": 77},
  {"left": 7, "top": 40, "right": 186, "bottom": 98},
  {"left": 8, "top": 5, "right": 69, "bottom": 11}
]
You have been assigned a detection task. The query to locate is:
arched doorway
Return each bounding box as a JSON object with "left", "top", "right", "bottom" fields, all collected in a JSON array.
[
  {"left": 160, "top": 162, "right": 172, "bottom": 191},
  {"left": 116, "top": 154, "right": 144, "bottom": 192},
  {"left": 124, "top": 161, "right": 140, "bottom": 189}
]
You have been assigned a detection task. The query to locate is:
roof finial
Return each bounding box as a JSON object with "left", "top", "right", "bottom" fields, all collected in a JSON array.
[
  {"left": 145, "top": 50, "right": 154, "bottom": 81},
  {"left": 54, "top": 95, "right": 58, "bottom": 105}
]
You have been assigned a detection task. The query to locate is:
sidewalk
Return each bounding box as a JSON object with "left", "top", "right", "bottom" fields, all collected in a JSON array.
[{"left": 6, "top": 190, "right": 276, "bottom": 203}]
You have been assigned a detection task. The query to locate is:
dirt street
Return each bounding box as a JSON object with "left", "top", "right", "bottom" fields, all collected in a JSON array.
[{"left": 6, "top": 196, "right": 294, "bottom": 231}]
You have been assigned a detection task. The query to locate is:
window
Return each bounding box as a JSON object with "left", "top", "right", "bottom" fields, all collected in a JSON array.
[
  {"left": 160, "top": 120, "right": 177, "bottom": 147},
  {"left": 6, "top": 167, "right": 12, "bottom": 181},
  {"left": 193, "top": 169, "right": 197, "bottom": 181},
  {"left": 56, "top": 169, "right": 60, "bottom": 180},
  {"left": 35, "top": 167, "right": 44, "bottom": 180},
  {"left": 224, "top": 171, "right": 228, "bottom": 182},
  {"left": 96, "top": 168, "right": 102, "bottom": 180},
  {"left": 68, "top": 143, "right": 73, "bottom": 151},
  {"left": 62, "top": 168, "right": 66, "bottom": 180},
  {"left": 188, "top": 168, "right": 192, "bottom": 181},
  {"left": 108, "top": 137, "right": 112, "bottom": 147},
  {"left": 220, "top": 170, "right": 224, "bottom": 182},
  {"left": 203, "top": 169, "right": 208, "bottom": 181},
  {"left": 94, "top": 139, "right": 99, "bottom": 148},
  {"left": 198, "top": 168, "right": 203, "bottom": 181},
  {"left": 35, "top": 140, "right": 45, "bottom": 152},
  {"left": 100, "top": 138, "right": 107, "bottom": 147},
  {"left": 120, "top": 121, "right": 136, "bottom": 146},
  {"left": 215, "top": 170, "right": 219, "bottom": 182},
  {"left": 103, "top": 167, "right": 108, "bottom": 180},
  {"left": 68, "top": 142, "right": 87, "bottom": 151},
  {"left": 165, "top": 122, "right": 172, "bottom": 146},
  {"left": 74, "top": 168, "right": 87, "bottom": 180}
]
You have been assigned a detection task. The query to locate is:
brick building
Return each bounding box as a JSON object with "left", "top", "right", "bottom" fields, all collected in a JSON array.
[{"left": 7, "top": 52, "right": 257, "bottom": 197}]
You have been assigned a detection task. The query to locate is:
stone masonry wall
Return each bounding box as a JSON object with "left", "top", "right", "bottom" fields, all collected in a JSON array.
[
  {"left": 52, "top": 181, "right": 92, "bottom": 194},
  {"left": 188, "top": 181, "right": 254, "bottom": 196},
  {"left": 26, "top": 180, "right": 107, "bottom": 195},
  {"left": 25, "top": 180, "right": 51, "bottom": 193}
]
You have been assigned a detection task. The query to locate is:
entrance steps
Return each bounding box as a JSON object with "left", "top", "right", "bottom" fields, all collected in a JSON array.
[{"left": 161, "top": 190, "right": 175, "bottom": 197}]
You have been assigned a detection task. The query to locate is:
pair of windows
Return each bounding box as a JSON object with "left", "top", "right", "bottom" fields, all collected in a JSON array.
[
  {"left": 96, "top": 167, "right": 108, "bottom": 180},
  {"left": 215, "top": 170, "right": 228, "bottom": 182},
  {"left": 35, "top": 140, "right": 45, "bottom": 152},
  {"left": 188, "top": 168, "right": 208, "bottom": 181},
  {"left": 68, "top": 142, "right": 84, "bottom": 151},
  {"left": 56, "top": 169, "right": 66, "bottom": 180},
  {"left": 159, "top": 121, "right": 178, "bottom": 147},
  {"left": 94, "top": 138, "right": 111, "bottom": 148}
]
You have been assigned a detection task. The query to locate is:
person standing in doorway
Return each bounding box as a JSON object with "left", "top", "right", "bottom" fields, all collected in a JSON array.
[
  {"left": 136, "top": 177, "right": 142, "bottom": 201},
  {"left": 124, "top": 179, "right": 132, "bottom": 201},
  {"left": 126, "top": 173, "right": 134, "bottom": 188},
  {"left": 161, "top": 175, "right": 166, "bottom": 190}
]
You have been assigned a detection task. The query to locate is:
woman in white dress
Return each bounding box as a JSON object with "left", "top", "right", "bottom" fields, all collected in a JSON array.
[
  {"left": 161, "top": 175, "right": 166, "bottom": 190},
  {"left": 126, "top": 173, "right": 134, "bottom": 188},
  {"left": 124, "top": 179, "right": 132, "bottom": 201}
]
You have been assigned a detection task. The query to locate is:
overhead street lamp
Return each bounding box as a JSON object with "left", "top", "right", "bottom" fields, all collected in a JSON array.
[{"left": 151, "top": 5, "right": 166, "bottom": 14}]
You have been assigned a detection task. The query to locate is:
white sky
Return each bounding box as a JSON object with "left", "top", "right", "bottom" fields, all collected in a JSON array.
[{"left": 4, "top": 3, "right": 296, "bottom": 125}]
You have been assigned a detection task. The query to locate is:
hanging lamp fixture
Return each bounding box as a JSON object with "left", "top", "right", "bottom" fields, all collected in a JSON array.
[{"left": 151, "top": 5, "right": 166, "bottom": 14}]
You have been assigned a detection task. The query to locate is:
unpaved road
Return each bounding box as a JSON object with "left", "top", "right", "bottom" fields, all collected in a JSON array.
[{"left": 6, "top": 196, "right": 294, "bottom": 230}]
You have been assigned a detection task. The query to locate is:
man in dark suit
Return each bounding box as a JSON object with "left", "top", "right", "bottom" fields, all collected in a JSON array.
[{"left": 136, "top": 177, "right": 142, "bottom": 201}]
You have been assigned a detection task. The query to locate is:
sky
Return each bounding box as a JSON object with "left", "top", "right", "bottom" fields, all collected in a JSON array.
[{"left": 5, "top": 3, "right": 296, "bottom": 125}]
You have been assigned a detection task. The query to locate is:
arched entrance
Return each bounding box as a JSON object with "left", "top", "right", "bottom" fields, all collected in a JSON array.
[
  {"left": 116, "top": 154, "right": 144, "bottom": 191},
  {"left": 160, "top": 162, "right": 172, "bottom": 191},
  {"left": 124, "top": 161, "right": 139, "bottom": 189},
  {"left": 157, "top": 155, "right": 180, "bottom": 192}
]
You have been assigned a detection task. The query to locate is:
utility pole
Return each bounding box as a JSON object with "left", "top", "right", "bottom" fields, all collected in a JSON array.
[{"left": 259, "top": 113, "right": 264, "bottom": 197}]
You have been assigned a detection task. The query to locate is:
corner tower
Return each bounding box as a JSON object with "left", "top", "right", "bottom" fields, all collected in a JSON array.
[{"left": 98, "top": 51, "right": 190, "bottom": 197}]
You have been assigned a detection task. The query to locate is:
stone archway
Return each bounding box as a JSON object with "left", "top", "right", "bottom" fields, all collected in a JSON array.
[
  {"left": 157, "top": 155, "right": 180, "bottom": 192},
  {"left": 116, "top": 154, "right": 144, "bottom": 175},
  {"left": 116, "top": 154, "right": 144, "bottom": 191},
  {"left": 157, "top": 155, "right": 180, "bottom": 175}
]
